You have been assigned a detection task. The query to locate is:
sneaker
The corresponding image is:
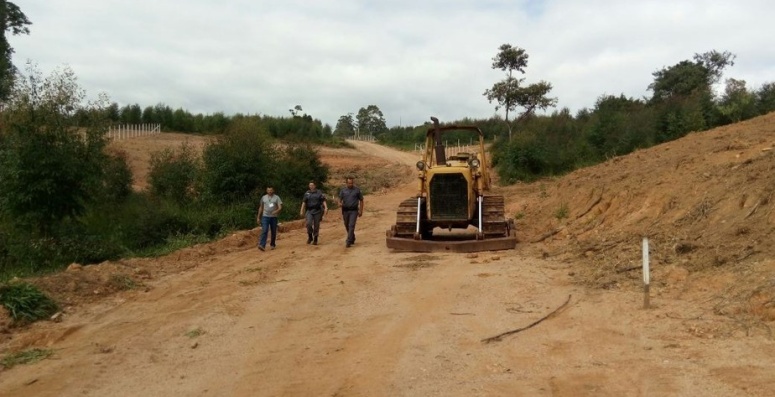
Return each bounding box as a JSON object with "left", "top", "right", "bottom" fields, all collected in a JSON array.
[
  {"left": 346, "top": 243, "right": 352, "bottom": 248},
  {"left": 312, "top": 237, "right": 318, "bottom": 246},
  {"left": 270, "top": 246, "right": 276, "bottom": 250},
  {"left": 258, "top": 246, "right": 265, "bottom": 251}
]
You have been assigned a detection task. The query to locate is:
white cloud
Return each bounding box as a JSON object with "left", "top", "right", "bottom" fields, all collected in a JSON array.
[{"left": 11, "top": 0, "right": 775, "bottom": 127}]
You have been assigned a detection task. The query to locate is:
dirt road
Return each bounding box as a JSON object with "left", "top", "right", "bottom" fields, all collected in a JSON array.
[{"left": 1, "top": 141, "right": 773, "bottom": 396}]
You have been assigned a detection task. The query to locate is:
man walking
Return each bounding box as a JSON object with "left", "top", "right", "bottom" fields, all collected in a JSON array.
[
  {"left": 300, "top": 181, "right": 328, "bottom": 245},
  {"left": 257, "top": 186, "right": 282, "bottom": 251},
  {"left": 338, "top": 177, "right": 364, "bottom": 248}
]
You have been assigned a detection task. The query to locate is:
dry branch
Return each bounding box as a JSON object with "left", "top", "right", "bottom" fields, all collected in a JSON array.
[
  {"left": 532, "top": 228, "right": 562, "bottom": 243},
  {"left": 481, "top": 295, "right": 572, "bottom": 343},
  {"left": 745, "top": 201, "right": 760, "bottom": 219},
  {"left": 575, "top": 195, "right": 603, "bottom": 220},
  {"left": 615, "top": 265, "right": 642, "bottom": 273}
]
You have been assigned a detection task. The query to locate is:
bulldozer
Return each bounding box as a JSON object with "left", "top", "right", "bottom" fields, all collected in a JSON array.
[{"left": 385, "top": 117, "right": 516, "bottom": 252}]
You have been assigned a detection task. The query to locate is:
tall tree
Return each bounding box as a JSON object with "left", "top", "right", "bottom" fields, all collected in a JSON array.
[
  {"left": 484, "top": 44, "right": 556, "bottom": 140},
  {"left": 289, "top": 104, "right": 303, "bottom": 117},
  {"left": 649, "top": 50, "right": 735, "bottom": 103},
  {"left": 718, "top": 78, "right": 756, "bottom": 123},
  {"left": 334, "top": 113, "right": 356, "bottom": 138},
  {"left": 0, "top": 65, "right": 115, "bottom": 234},
  {"left": 0, "top": 1, "right": 31, "bottom": 102},
  {"left": 755, "top": 82, "right": 775, "bottom": 116},
  {"left": 355, "top": 105, "right": 386, "bottom": 137}
]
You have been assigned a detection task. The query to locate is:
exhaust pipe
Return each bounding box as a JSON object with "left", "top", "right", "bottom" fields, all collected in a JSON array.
[{"left": 430, "top": 116, "right": 446, "bottom": 165}]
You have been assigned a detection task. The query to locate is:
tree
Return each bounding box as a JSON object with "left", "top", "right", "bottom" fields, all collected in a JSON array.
[
  {"left": 0, "top": 64, "right": 115, "bottom": 234},
  {"left": 355, "top": 105, "right": 386, "bottom": 137},
  {"left": 718, "top": 78, "right": 756, "bottom": 123},
  {"left": 334, "top": 113, "right": 356, "bottom": 138},
  {"left": 484, "top": 44, "right": 557, "bottom": 140},
  {"left": 289, "top": 104, "right": 303, "bottom": 117},
  {"left": 0, "top": 1, "right": 31, "bottom": 102},
  {"left": 199, "top": 118, "right": 273, "bottom": 203},
  {"left": 649, "top": 50, "right": 735, "bottom": 103},
  {"left": 754, "top": 82, "right": 775, "bottom": 116},
  {"left": 142, "top": 105, "right": 156, "bottom": 123},
  {"left": 105, "top": 102, "right": 120, "bottom": 122},
  {"left": 148, "top": 142, "right": 200, "bottom": 204}
]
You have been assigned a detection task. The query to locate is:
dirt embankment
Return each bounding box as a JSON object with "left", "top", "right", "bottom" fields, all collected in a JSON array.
[{"left": 504, "top": 112, "right": 775, "bottom": 325}]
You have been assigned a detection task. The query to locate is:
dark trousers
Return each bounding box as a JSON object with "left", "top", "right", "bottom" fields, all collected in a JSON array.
[
  {"left": 342, "top": 210, "right": 358, "bottom": 244},
  {"left": 306, "top": 211, "right": 323, "bottom": 237},
  {"left": 259, "top": 216, "right": 278, "bottom": 248}
]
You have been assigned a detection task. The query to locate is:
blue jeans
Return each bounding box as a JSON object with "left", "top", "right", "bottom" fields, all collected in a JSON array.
[{"left": 259, "top": 216, "right": 278, "bottom": 248}]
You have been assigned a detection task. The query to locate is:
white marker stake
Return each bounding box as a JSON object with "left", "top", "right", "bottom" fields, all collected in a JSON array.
[{"left": 642, "top": 237, "right": 650, "bottom": 309}]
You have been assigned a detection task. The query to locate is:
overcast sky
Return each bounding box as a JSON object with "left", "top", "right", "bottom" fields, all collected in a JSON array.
[{"left": 10, "top": 0, "right": 775, "bottom": 128}]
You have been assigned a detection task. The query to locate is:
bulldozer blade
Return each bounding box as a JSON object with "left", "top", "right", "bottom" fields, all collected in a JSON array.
[{"left": 386, "top": 234, "right": 516, "bottom": 253}]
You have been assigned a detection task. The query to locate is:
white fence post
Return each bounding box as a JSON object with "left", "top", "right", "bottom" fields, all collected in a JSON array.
[{"left": 106, "top": 123, "right": 162, "bottom": 140}]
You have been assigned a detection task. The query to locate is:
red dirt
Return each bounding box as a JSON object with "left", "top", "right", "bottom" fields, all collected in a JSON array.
[{"left": 1, "top": 117, "right": 774, "bottom": 396}]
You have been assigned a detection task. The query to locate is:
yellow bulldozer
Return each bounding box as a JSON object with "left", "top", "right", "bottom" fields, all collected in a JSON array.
[{"left": 385, "top": 117, "right": 516, "bottom": 252}]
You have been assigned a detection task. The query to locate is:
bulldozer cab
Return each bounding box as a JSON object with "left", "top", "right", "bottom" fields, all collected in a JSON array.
[{"left": 420, "top": 117, "right": 491, "bottom": 195}]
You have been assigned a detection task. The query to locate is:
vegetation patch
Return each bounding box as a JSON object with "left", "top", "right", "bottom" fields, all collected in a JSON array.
[
  {"left": 395, "top": 254, "right": 441, "bottom": 270},
  {"left": 0, "top": 282, "right": 59, "bottom": 325},
  {"left": 108, "top": 274, "right": 140, "bottom": 291},
  {"left": 185, "top": 327, "right": 205, "bottom": 338},
  {"left": 0, "top": 348, "right": 54, "bottom": 369}
]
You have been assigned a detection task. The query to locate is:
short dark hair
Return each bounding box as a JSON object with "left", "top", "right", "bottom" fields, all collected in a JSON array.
[{"left": 346, "top": 177, "right": 354, "bottom": 181}]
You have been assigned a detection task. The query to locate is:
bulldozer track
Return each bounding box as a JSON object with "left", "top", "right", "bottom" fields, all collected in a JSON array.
[
  {"left": 393, "top": 198, "right": 423, "bottom": 238},
  {"left": 481, "top": 195, "right": 509, "bottom": 237},
  {"left": 391, "top": 195, "right": 509, "bottom": 239}
]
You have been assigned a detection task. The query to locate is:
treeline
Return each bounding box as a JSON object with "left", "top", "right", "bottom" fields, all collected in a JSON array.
[
  {"left": 374, "top": 50, "right": 775, "bottom": 182},
  {"left": 0, "top": 66, "right": 329, "bottom": 279},
  {"left": 88, "top": 102, "right": 339, "bottom": 145}
]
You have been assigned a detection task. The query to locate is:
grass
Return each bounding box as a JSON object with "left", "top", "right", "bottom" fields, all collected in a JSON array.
[
  {"left": 185, "top": 327, "right": 205, "bottom": 338},
  {"left": 135, "top": 232, "right": 214, "bottom": 258},
  {"left": 539, "top": 183, "right": 549, "bottom": 199},
  {"left": 1, "top": 348, "right": 54, "bottom": 369},
  {"left": 0, "top": 282, "right": 59, "bottom": 324},
  {"left": 554, "top": 202, "right": 569, "bottom": 220},
  {"left": 108, "top": 274, "right": 140, "bottom": 291}
]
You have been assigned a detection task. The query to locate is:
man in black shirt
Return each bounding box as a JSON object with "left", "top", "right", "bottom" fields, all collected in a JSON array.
[
  {"left": 300, "top": 181, "right": 328, "bottom": 245},
  {"left": 337, "top": 177, "right": 364, "bottom": 248}
]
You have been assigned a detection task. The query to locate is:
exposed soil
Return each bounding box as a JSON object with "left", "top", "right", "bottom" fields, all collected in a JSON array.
[{"left": 1, "top": 116, "right": 774, "bottom": 396}]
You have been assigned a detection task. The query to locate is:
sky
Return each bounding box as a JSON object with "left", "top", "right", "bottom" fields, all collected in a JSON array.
[{"left": 10, "top": 0, "right": 775, "bottom": 128}]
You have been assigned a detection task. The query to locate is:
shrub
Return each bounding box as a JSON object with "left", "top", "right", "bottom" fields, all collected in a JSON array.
[
  {"left": 0, "top": 64, "right": 113, "bottom": 235},
  {"left": 200, "top": 120, "right": 274, "bottom": 203},
  {"left": 275, "top": 144, "right": 329, "bottom": 197},
  {"left": 148, "top": 142, "right": 200, "bottom": 203},
  {"left": 0, "top": 282, "right": 59, "bottom": 324},
  {"left": 101, "top": 149, "right": 133, "bottom": 203}
]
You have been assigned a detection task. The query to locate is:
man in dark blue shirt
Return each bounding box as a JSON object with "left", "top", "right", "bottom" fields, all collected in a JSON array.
[
  {"left": 337, "top": 177, "right": 364, "bottom": 248},
  {"left": 300, "top": 181, "right": 328, "bottom": 245}
]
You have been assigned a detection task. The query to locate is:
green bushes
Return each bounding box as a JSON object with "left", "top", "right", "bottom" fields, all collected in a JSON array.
[
  {"left": 148, "top": 142, "right": 199, "bottom": 203},
  {"left": 0, "top": 65, "right": 331, "bottom": 279},
  {"left": 199, "top": 120, "right": 274, "bottom": 203}
]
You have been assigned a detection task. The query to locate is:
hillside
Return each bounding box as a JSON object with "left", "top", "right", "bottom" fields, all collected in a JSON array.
[{"left": 504, "top": 112, "right": 775, "bottom": 322}]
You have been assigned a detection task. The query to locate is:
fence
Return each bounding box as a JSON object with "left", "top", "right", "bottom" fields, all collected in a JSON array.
[
  {"left": 347, "top": 134, "right": 376, "bottom": 142},
  {"left": 106, "top": 124, "right": 161, "bottom": 140},
  {"left": 414, "top": 141, "right": 479, "bottom": 158}
]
